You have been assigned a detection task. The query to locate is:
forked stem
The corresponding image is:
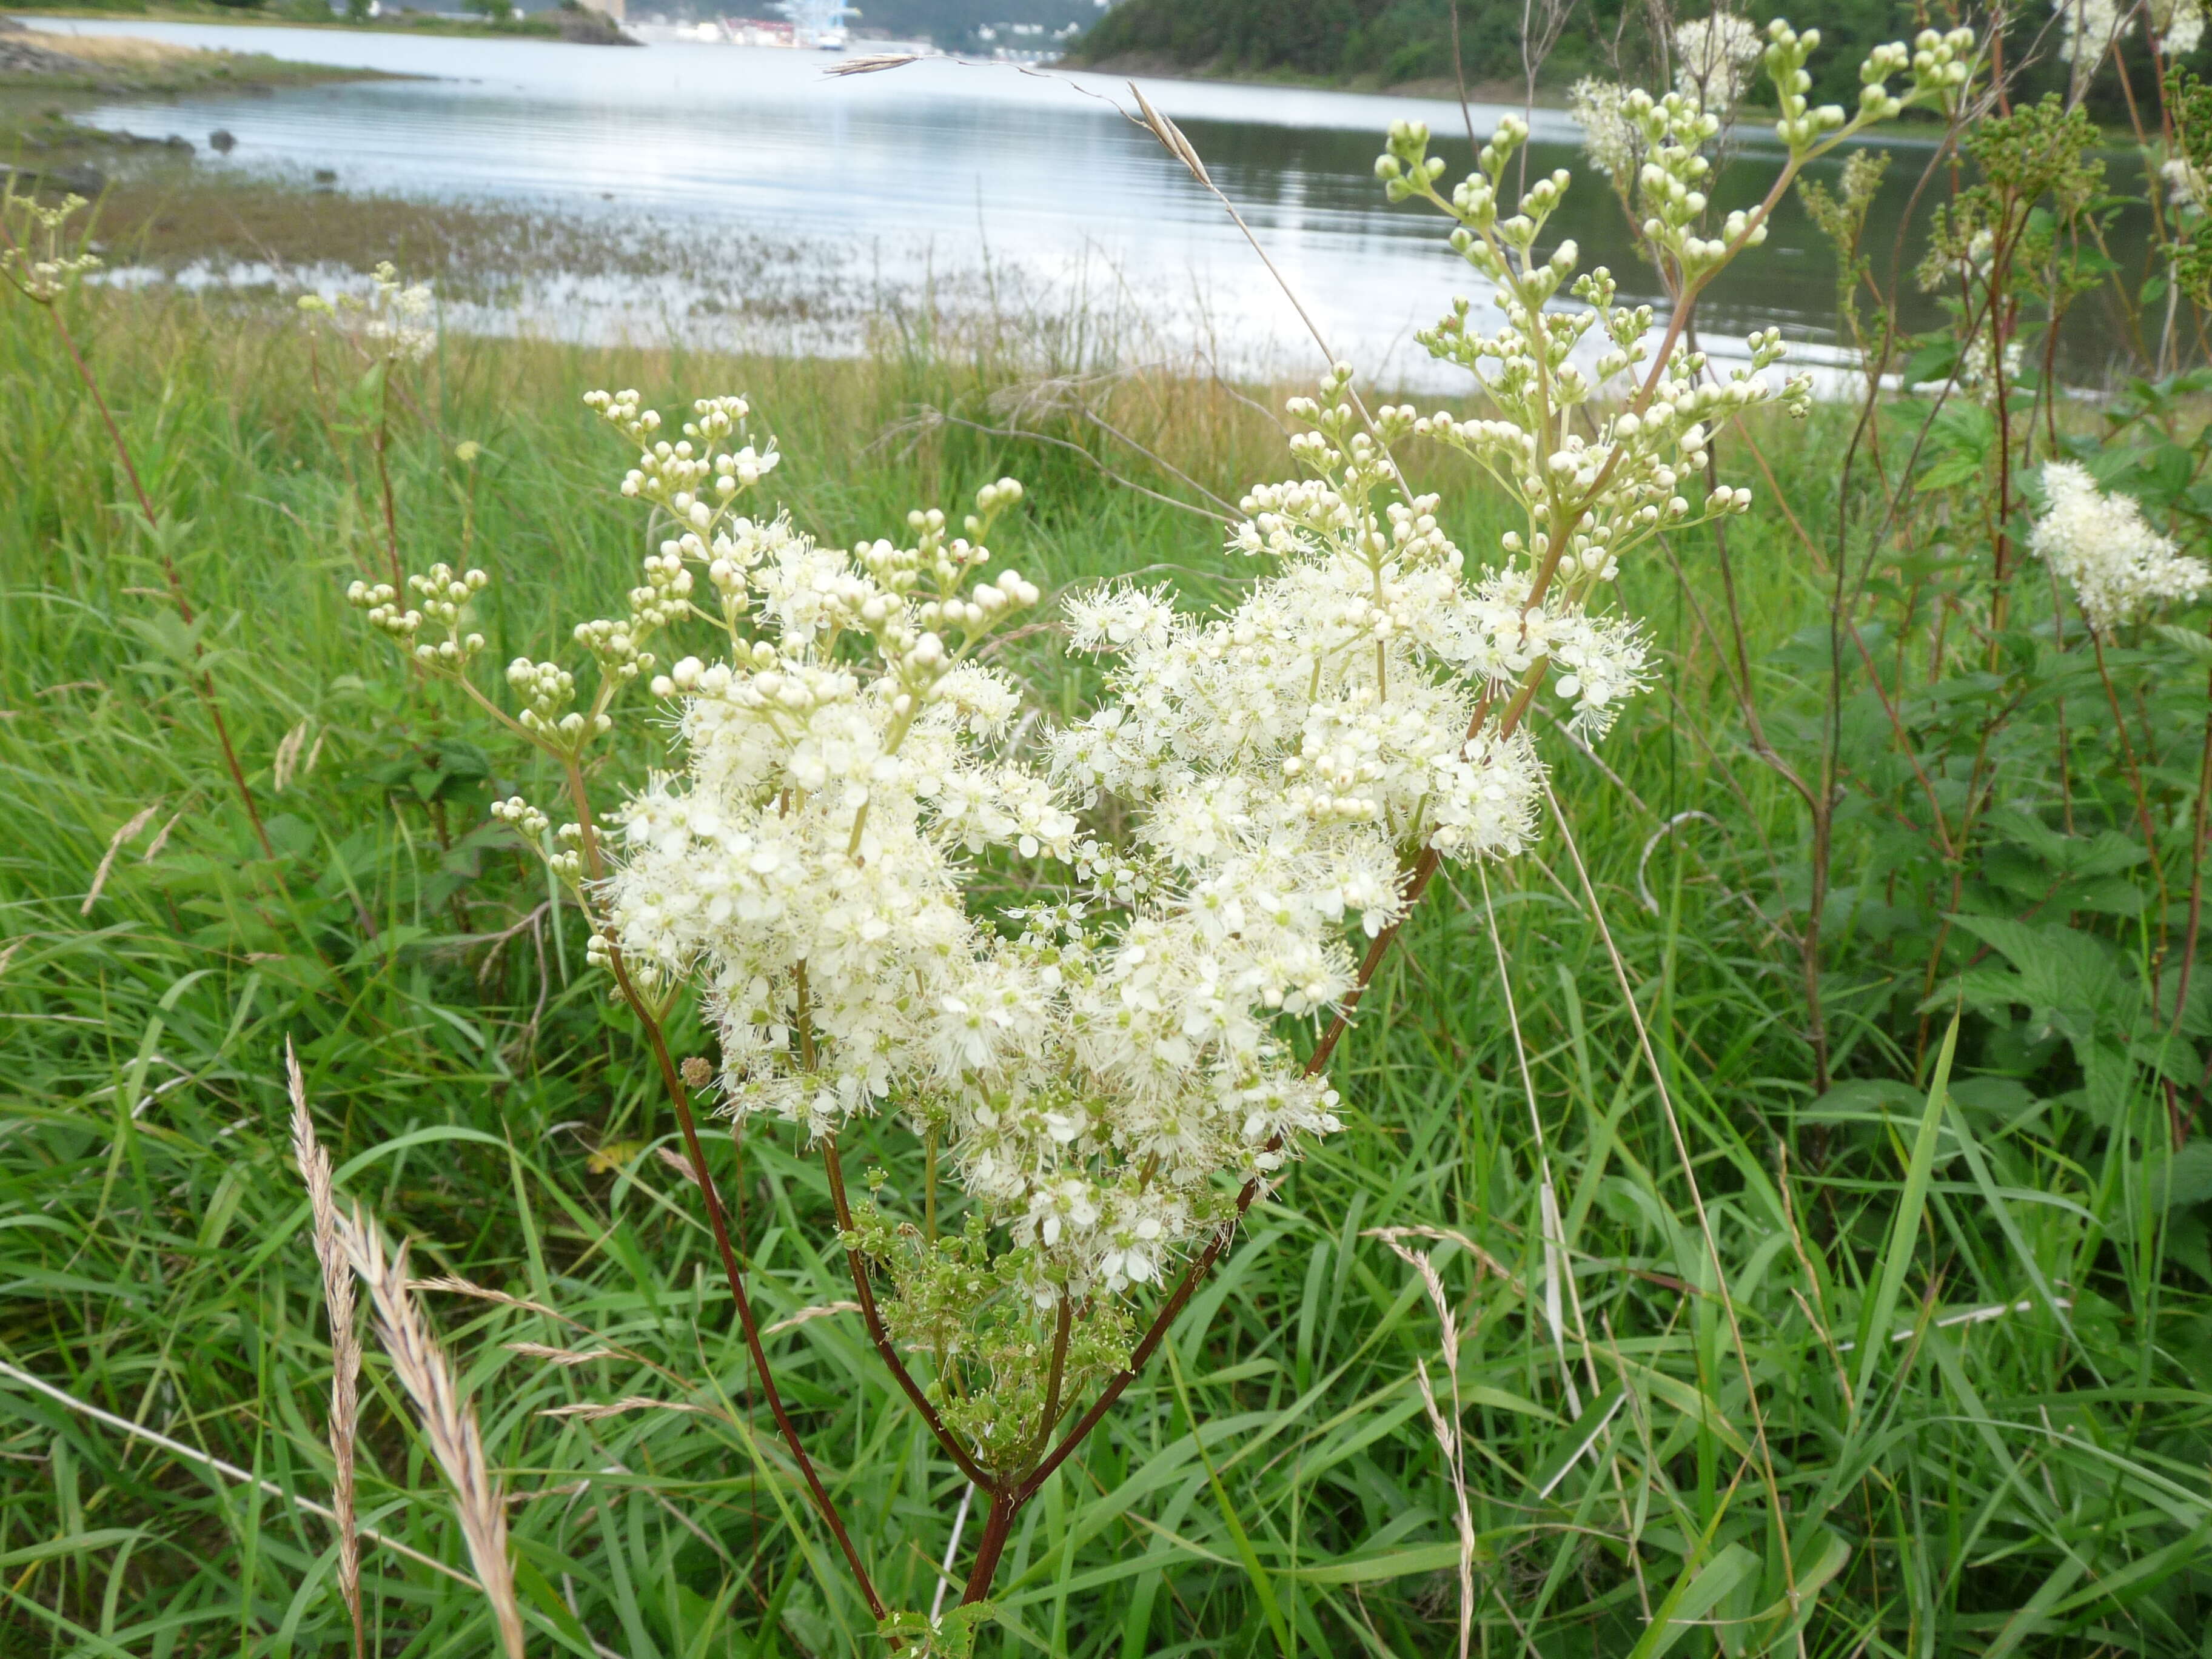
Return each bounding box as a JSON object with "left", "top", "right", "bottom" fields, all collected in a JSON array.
[{"left": 823, "top": 1139, "right": 994, "bottom": 1488}]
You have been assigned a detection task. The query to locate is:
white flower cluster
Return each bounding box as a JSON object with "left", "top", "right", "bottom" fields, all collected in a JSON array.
[
  {"left": 1954, "top": 331, "right": 2026, "bottom": 404},
  {"left": 2057, "top": 0, "right": 2129, "bottom": 63},
  {"left": 1569, "top": 79, "right": 1640, "bottom": 183},
  {"left": 2165, "top": 0, "right": 2211, "bottom": 58},
  {"left": 2031, "top": 461, "right": 2211, "bottom": 637},
  {"left": 299, "top": 261, "right": 435, "bottom": 364},
  {"left": 1, "top": 190, "right": 101, "bottom": 305},
  {"left": 1053, "top": 396, "right": 1563, "bottom": 874},
  {"left": 2164, "top": 153, "right": 2208, "bottom": 212},
  {"left": 2054, "top": 0, "right": 2203, "bottom": 64},
  {"left": 594, "top": 406, "right": 1342, "bottom": 1302},
  {"left": 1673, "top": 12, "right": 1764, "bottom": 112}
]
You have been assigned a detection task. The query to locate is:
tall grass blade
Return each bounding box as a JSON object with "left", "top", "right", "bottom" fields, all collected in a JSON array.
[
  {"left": 1849, "top": 1013, "right": 1959, "bottom": 1410},
  {"left": 1162, "top": 1335, "right": 1293, "bottom": 1659}
]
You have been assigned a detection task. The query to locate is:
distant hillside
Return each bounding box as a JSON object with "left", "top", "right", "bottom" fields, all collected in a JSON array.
[
  {"left": 1068, "top": 0, "right": 1561, "bottom": 91},
  {"left": 1065, "top": 1, "right": 2163, "bottom": 112},
  {"left": 845, "top": 0, "right": 1099, "bottom": 52}
]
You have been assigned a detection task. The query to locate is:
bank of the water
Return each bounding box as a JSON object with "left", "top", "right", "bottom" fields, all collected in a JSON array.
[
  {"left": 6, "top": 16, "right": 2162, "bottom": 389},
  {"left": 7, "top": 1, "right": 636, "bottom": 46},
  {"left": 0, "top": 15, "right": 382, "bottom": 95}
]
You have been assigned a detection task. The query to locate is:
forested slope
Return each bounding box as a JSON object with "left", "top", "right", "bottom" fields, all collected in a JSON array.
[{"left": 1068, "top": 0, "right": 2144, "bottom": 111}]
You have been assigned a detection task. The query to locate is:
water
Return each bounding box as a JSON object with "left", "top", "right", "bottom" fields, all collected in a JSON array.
[{"left": 20, "top": 17, "right": 2151, "bottom": 386}]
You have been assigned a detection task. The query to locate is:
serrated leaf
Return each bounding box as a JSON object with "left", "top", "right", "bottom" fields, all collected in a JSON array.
[{"left": 2154, "top": 622, "right": 2212, "bottom": 661}]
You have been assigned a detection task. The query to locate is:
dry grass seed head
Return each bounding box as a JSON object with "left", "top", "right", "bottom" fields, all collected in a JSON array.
[
  {"left": 81, "top": 801, "right": 159, "bottom": 916},
  {"left": 286, "top": 1039, "right": 363, "bottom": 1655},
  {"left": 341, "top": 1212, "right": 526, "bottom": 1659}
]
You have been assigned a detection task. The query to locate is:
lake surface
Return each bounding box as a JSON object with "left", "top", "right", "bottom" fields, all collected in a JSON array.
[{"left": 21, "top": 18, "right": 2151, "bottom": 387}]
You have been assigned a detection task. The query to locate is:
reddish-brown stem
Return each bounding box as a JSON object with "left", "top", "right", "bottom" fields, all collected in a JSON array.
[
  {"left": 1036, "top": 1296, "right": 1073, "bottom": 1453},
  {"left": 1985, "top": 247, "right": 2017, "bottom": 668},
  {"left": 558, "top": 761, "right": 885, "bottom": 1620},
  {"left": 822, "top": 1139, "right": 994, "bottom": 1488},
  {"left": 606, "top": 951, "right": 887, "bottom": 1620},
  {"left": 959, "top": 1490, "right": 1018, "bottom": 1606},
  {"left": 33, "top": 290, "right": 275, "bottom": 860}
]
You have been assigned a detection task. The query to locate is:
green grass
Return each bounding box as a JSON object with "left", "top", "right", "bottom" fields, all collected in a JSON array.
[{"left": 1, "top": 281, "right": 2208, "bottom": 1658}]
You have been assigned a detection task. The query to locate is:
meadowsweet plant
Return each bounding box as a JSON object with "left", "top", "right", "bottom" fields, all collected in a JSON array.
[
  {"left": 0, "top": 187, "right": 102, "bottom": 305},
  {"left": 0, "top": 186, "right": 276, "bottom": 857},
  {"left": 344, "top": 377, "right": 1362, "bottom": 1618},
  {"left": 297, "top": 262, "right": 442, "bottom": 597},
  {"left": 323, "top": 16, "right": 1994, "bottom": 1641},
  {"left": 297, "top": 260, "right": 438, "bottom": 364},
  {"left": 2057, "top": 0, "right": 2206, "bottom": 75},
  {"left": 1371, "top": 19, "right": 1974, "bottom": 727},
  {"left": 1681, "top": 0, "right": 2212, "bottom": 1105},
  {"left": 2031, "top": 461, "right": 2212, "bottom": 637}
]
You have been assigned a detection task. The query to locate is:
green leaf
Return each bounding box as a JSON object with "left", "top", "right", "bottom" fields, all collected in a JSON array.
[
  {"left": 879, "top": 1601, "right": 1000, "bottom": 1658},
  {"left": 2162, "top": 1141, "right": 2212, "bottom": 1210},
  {"left": 1851, "top": 1015, "right": 1957, "bottom": 1411},
  {"left": 1164, "top": 1336, "right": 1293, "bottom": 1658},
  {"left": 1292, "top": 1542, "right": 1464, "bottom": 1585},
  {"left": 1900, "top": 340, "right": 1959, "bottom": 387},
  {"left": 1806, "top": 1079, "right": 1925, "bottom": 1120},
  {"left": 2154, "top": 622, "right": 2212, "bottom": 662},
  {"left": 1624, "top": 1543, "right": 1761, "bottom": 1659}
]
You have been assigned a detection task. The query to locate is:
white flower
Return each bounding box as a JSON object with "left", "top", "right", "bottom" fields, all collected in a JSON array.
[
  {"left": 332, "top": 261, "right": 436, "bottom": 362},
  {"left": 1570, "top": 79, "right": 1638, "bottom": 181},
  {"left": 1673, "top": 13, "right": 1764, "bottom": 112},
  {"left": 2056, "top": 0, "right": 2132, "bottom": 65},
  {"left": 575, "top": 420, "right": 1364, "bottom": 1302},
  {"left": 2165, "top": 153, "right": 2208, "bottom": 213},
  {"left": 1939, "top": 331, "right": 2028, "bottom": 405},
  {"left": 2157, "top": 0, "right": 2207, "bottom": 57},
  {"left": 2030, "top": 461, "right": 2210, "bottom": 635}
]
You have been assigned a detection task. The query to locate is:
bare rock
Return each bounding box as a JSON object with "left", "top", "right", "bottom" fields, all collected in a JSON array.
[{"left": 0, "top": 36, "right": 93, "bottom": 75}]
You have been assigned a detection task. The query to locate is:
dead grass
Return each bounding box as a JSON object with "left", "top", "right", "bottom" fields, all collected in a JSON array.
[
  {"left": 0, "top": 25, "right": 381, "bottom": 94},
  {"left": 29, "top": 32, "right": 206, "bottom": 70}
]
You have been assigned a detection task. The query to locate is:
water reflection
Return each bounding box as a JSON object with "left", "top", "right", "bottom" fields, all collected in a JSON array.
[{"left": 26, "top": 17, "right": 2153, "bottom": 386}]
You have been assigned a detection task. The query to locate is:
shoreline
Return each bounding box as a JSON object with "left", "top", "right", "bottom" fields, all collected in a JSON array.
[
  {"left": 2, "top": 10, "right": 405, "bottom": 84},
  {"left": 4, "top": 2, "right": 635, "bottom": 46},
  {"left": 1, "top": 22, "right": 394, "bottom": 172}
]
